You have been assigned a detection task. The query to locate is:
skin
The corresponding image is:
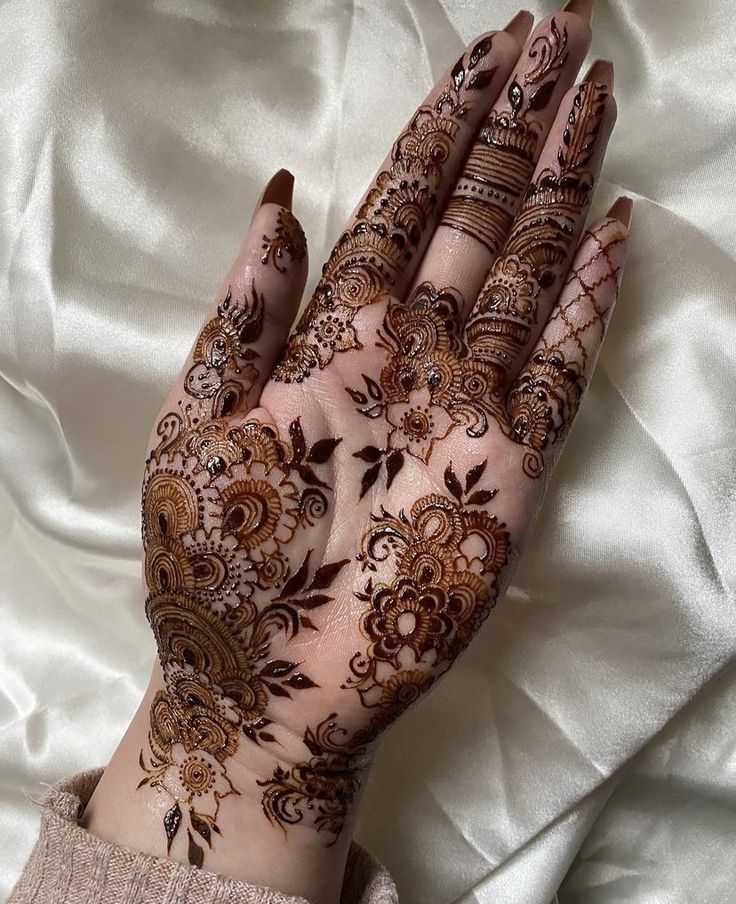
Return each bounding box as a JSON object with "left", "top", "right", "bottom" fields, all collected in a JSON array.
[{"left": 82, "top": 2, "right": 633, "bottom": 902}]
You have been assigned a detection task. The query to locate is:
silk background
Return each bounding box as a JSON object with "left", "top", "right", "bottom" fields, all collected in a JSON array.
[{"left": 1, "top": 1, "right": 735, "bottom": 901}]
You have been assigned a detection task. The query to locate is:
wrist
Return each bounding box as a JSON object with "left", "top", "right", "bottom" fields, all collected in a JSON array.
[{"left": 83, "top": 668, "right": 374, "bottom": 904}]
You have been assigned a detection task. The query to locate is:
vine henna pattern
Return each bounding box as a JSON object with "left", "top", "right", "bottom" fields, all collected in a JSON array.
[
  {"left": 441, "top": 18, "right": 570, "bottom": 253},
  {"left": 259, "top": 463, "right": 511, "bottom": 840},
  {"left": 271, "top": 35, "right": 504, "bottom": 383}
]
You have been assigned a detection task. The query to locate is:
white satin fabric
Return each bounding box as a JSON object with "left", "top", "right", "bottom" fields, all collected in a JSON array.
[{"left": 1, "top": 1, "right": 734, "bottom": 902}]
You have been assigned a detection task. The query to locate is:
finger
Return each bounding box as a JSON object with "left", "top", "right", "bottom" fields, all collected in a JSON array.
[
  {"left": 507, "top": 199, "right": 631, "bottom": 475},
  {"left": 272, "top": 16, "right": 532, "bottom": 384},
  {"left": 150, "top": 170, "right": 308, "bottom": 460},
  {"left": 408, "top": 3, "right": 593, "bottom": 320},
  {"left": 464, "top": 60, "right": 617, "bottom": 391}
]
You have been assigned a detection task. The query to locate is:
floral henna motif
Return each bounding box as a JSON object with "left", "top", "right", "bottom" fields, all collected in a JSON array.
[
  {"left": 258, "top": 465, "right": 510, "bottom": 840},
  {"left": 258, "top": 716, "right": 364, "bottom": 840},
  {"left": 441, "top": 18, "right": 569, "bottom": 253},
  {"left": 346, "top": 79, "right": 612, "bottom": 493},
  {"left": 261, "top": 208, "right": 307, "bottom": 273},
  {"left": 139, "top": 282, "right": 347, "bottom": 863},
  {"left": 272, "top": 36, "right": 502, "bottom": 383}
]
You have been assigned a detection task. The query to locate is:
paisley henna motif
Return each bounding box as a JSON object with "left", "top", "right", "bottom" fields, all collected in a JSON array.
[{"left": 272, "top": 36, "right": 503, "bottom": 383}]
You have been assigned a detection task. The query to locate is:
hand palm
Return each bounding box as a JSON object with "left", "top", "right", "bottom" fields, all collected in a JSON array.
[{"left": 138, "top": 4, "right": 630, "bottom": 865}]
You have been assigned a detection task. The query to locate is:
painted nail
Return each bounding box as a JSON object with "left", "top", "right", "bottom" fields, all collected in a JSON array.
[
  {"left": 260, "top": 168, "right": 294, "bottom": 210},
  {"left": 563, "top": 0, "right": 594, "bottom": 23},
  {"left": 583, "top": 59, "right": 614, "bottom": 90},
  {"left": 607, "top": 196, "right": 633, "bottom": 229},
  {"left": 504, "top": 10, "right": 534, "bottom": 44}
]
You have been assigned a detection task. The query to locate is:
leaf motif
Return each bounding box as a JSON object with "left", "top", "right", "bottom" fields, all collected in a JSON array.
[
  {"left": 385, "top": 450, "right": 404, "bottom": 489},
  {"left": 288, "top": 673, "right": 318, "bottom": 690},
  {"left": 359, "top": 463, "right": 382, "bottom": 499},
  {"left": 136, "top": 777, "right": 149, "bottom": 790},
  {"left": 274, "top": 550, "right": 312, "bottom": 600},
  {"left": 190, "top": 810, "right": 212, "bottom": 846},
  {"left": 297, "top": 594, "right": 334, "bottom": 610},
  {"left": 451, "top": 57, "right": 465, "bottom": 91},
  {"left": 467, "top": 66, "right": 498, "bottom": 91},
  {"left": 468, "top": 36, "right": 493, "bottom": 70},
  {"left": 465, "top": 459, "right": 488, "bottom": 492},
  {"left": 259, "top": 731, "right": 276, "bottom": 743},
  {"left": 289, "top": 419, "right": 306, "bottom": 462},
  {"left": 138, "top": 750, "right": 146, "bottom": 770},
  {"left": 300, "top": 615, "right": 318, "bottom": 630},
  {"left": 528, "top": 79, "right": 556, "bottom": 111},
  {"left": 163, "top": 802, "right": 181, "bottom": 853},
  {"left": 346, "top": 387, "right": 368, "bottom": 405},
  {"left": 265, "top": 681, "right": 292, "bottom": 699},
  {"left": 353, "top": 445, "right": 382, "bottom": 463},
  {"left": 261, "top": 660, "right": 297, "bottom": 678},
  {"left": 308, "top": 558, "right": 350, "bottom": 590},
  {"left": 467, "top": 488, "right": 497, "bottom": 506},
  {"left": 307, "top": 437, "right": 342, "bottom": 463},
  {"left": 362, "top": 373, "right": 383, "bottom": 402},
  {"left": 296, "top": 464, "right": 330, "bottom": 489},
  {"left": 444, "top": 463, "right": 463, "bottom": 502},
  {"left": 187, "top": 831, "right": 205, "bottom": 868}
]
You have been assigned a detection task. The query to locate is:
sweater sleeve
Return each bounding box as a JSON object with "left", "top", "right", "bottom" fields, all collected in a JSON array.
[{"left": 8, "top": 769, "right": 398, "bottom": 904}]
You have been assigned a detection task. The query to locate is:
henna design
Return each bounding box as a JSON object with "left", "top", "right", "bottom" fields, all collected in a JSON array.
[
  {"left": 183, "top": 286, "right": 263, "bottom": 409},
  {"left": 261, "top": 208, "right": 307, "bottom": 272},
  {"left": 467, "top": 79, "right": 609, "bottom": 384},
  {"left": 272, "top": 36, "right": 501, "bottom": 383},
  {"left": 441, "top": 19, "right": 569, "bottom": 253},
  {"left": 508, "top": 219, "right": 627, "bottom": 474},
  {"left": 259, "top": 466, "right": 510, "bottom": 839},
  {"left": 138, "top": 284, "right": 347, "bottom": 863},
  {"left": 347, "top": 79, "right": 612, "bottom": 491},
  {"left": 258, "top": 715, "right": 363, "bottom": 839}
]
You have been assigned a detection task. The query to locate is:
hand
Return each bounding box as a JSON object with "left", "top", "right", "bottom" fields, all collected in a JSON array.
[{"left": 83, "top": 2, "right": 631, "bottom": 900}]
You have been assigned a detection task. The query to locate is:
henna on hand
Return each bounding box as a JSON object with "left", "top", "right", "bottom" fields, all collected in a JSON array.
[{"left": 124, "top": 2, "right": 631, "bottom": 876}]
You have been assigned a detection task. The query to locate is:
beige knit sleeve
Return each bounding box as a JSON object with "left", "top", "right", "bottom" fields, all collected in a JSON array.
[{"left": 8, "top": 770, "right": 398, "bottom": 904}]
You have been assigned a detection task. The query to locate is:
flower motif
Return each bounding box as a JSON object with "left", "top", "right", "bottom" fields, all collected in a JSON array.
[
  {"left": 159, "top": 743, "right": 236, "bottom": 815},
  {"left": 386, "top": 388, "right": 454, "bottom": 462},
  {"left": 378, "top": 669, "right": 434, "bottom": 711},
  {"left": 363, "top": 577, "right": 453, "bottom": 665},
  {"left": 310, "top": 305, "right": 361, "bottom": 365}
]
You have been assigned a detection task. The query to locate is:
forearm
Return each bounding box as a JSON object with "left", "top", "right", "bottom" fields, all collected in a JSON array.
[{"left": 82, "top": 664, "right": 368, "bottom": 904}]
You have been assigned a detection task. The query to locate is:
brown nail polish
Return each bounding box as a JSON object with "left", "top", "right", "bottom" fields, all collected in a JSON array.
[
  {"left": 563, "top": 0, "right": 594, "bottom": 23},
  {"left": 583, "top": 59, "right": 613, "bottom": 90},
  {"left": 260, "top": 168, "right": 294, "bottom": 210},
  {"left": 503, "top": 10, "right": 534, "bottom": 44},
  {"left": 607, "top": 196, "right": 633, "bottom": 228}
]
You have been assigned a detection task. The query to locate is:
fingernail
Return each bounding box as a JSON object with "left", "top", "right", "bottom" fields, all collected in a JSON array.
[
  {"left": 607, "top": 196, "right": 633, "bottom": 229},
  {"left": 504, "top": 10, "right": 534, "bottom": 44},
  {"left": 583, "top": 59, "right": 614, "bottom": 90},
  {"left": 563, "top": 0, "right": 594, "bottom": 23},
  {"left": 260, "top": 168, "right": 294, "bottom": 210}
]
